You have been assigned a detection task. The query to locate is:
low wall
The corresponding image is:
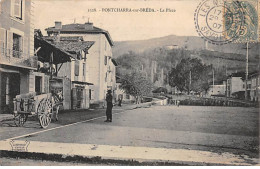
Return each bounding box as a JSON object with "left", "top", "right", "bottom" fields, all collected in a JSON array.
[{"left": 134, "top": 97, "right": 168, "bottom": 108}]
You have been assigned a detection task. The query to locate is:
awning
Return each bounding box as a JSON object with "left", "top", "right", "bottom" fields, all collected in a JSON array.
[
  {"left": 72, "top": 81, "right": 93, "bottom": 85},
  {"left": 35, "top": 37, "right": 76, "bottom": 64}
]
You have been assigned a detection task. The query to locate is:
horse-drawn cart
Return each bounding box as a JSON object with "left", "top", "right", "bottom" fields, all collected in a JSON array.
[{"left": 13, "top": 92, "right": 62, "bottom": 128}]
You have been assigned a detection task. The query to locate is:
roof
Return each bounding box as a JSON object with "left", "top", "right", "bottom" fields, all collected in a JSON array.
[
  {"left": 43, "top": 36, "right": 84, "bottom": 42},
  {"left": 54, "top": 41, "right": 94, "bottom": 54},
  {"left": 35, "top": 37, "right": 76, "bottom": 64},
  {"left": 42, "top": 36, "right": 95, "bottom": 54},
  {"left": 111, "top": 58, "right": 118, "bottom": 66},
  {"left": 230, "top": 72, "right": 245, "bottom": 78},
  {"left": 45, "top": 23, "right": 114, "bottom": 46}
]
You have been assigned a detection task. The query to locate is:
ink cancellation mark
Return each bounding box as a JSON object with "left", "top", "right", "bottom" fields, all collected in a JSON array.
[{"left": 194, "top": 0, "right": 258, "bottom": 45}]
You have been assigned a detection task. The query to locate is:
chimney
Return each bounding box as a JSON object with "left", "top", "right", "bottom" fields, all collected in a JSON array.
[
  {"left": 55, "top": 21, "right": 62, "bottom": 29},
  {"left": 85, "top": 22, "right": 93, "bottom": 30}
]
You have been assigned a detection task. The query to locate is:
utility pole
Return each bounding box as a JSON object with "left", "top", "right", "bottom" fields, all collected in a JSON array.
[
  {"left": 245, "top": 42, "right": 249, "bottom": 100},
  {"left": 212, "top": 68, "right": 214, "bottom": 94},
  {"left": 189, "top": 70, "right": 191, "bottom": 95}
]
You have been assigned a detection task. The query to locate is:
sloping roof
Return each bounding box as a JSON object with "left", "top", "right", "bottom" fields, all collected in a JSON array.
[
  {"left": 35, "top": 37, "right": 76, "bottom": 64},
  {"left": 54, "top": 41, "right": 94, "bottom": 54},
  {"left": 111, "top": 58, "right": 118, "bottom": 66},
  {"left": 43, "top": 36, "right": 84, "bottom": 42},
  {"left": 45, "top": 23, "right": 114, "bottom": 46},
  {"left": 231, "top": 72, "right": 245, "bottom": 78}
]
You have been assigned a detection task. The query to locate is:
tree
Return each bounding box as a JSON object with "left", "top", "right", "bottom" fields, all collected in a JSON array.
[
  {"left": 119, "top": 71, "right": 153, "bottom": 104},
  {"left": 168, "top": 57, "right": 211, "bottom": 94}
]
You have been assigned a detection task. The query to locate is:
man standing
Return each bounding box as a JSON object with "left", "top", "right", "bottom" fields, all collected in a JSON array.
[{"left": 105, "top": 90, "right": 113, "bottom": 122}]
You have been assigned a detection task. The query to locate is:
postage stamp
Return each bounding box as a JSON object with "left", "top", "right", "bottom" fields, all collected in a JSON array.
[{"left": 194, "top": 0, "right": 259, "bottom": 45}]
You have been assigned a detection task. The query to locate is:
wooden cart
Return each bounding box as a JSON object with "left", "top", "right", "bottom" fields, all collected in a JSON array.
[{"left": 13, "top": 92, "right": 61, "bottom": 128}]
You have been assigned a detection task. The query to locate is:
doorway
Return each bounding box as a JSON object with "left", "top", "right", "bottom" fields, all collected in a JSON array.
[{"left": 0, "top": 72, "right": 20, "bottom": 113}]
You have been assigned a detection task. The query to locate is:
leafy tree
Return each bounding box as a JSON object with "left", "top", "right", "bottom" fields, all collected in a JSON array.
[
  {"left": 168, "top": 57, "right": 211, "bottom": 94},
  {"left": 119, "top": 71, "right": 153, "bottom": 104}
]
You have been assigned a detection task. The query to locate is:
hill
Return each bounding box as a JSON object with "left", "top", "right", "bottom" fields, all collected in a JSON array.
[{"left": 112, "top": 35, "right": 259, "bottom": 59}]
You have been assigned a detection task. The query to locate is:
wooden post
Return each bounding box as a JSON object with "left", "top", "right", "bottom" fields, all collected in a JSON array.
[{"left": 50, "top": 52, "right": 53, "bottom": 80}]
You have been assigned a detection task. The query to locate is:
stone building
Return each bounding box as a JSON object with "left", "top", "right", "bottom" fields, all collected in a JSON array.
[{"left": 0, "top": 0, "right": 38, "bottom": 113}]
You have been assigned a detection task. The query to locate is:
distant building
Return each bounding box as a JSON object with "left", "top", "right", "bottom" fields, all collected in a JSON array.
[
  {"left": 249, "top": 72, "right": 259, "bottom": 102},
  {"left": 226, "top": 72, "right": 245, "bottom": 99},
  {"left": 164, "top": 45, "right": 179, "bottom": 50},
  {"left": 45, "top": 21, "right": 116, "bottom": 106},
  {"left": 0, "top": 0, "right": 37, "bottom": 113},
  {"left": 208, "top": 83, "right": 226, "bottom": 96}
]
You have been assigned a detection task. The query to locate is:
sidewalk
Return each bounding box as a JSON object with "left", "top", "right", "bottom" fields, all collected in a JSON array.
[{"left": 0, "top": 140, "right": 258, "bottom": 165}]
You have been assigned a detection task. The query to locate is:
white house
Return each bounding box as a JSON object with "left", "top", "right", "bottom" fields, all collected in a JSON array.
[
  {"left": 45, "top": 21, "right": 116, "bottom": 106},
  {"left": 226, "top": 72, "right": 245, "bottom": 99},
  {"left": 41, "top": 35, "right": 95, "bottom": 109}
]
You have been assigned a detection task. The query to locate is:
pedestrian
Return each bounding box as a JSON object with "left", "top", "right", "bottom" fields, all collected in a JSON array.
[
  {"left": 118, "top": 94, "right": 122, "bottom": 107},
  {"left": 177, "top": 100, "right": 180, "bottom": 107},
  {"left": 105, "top": 90, "right": 113, "bottom": 122}
]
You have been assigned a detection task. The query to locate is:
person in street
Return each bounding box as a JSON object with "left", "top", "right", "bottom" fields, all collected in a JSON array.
[
  {"left": 105, "top": 90, "right": 113, "bottom": 122},
  {"left": 177, "top": 100, "right": 180, "bottom": 107},
  {"left": 118, "top": 94, "right": 122, "bottom": 107}
]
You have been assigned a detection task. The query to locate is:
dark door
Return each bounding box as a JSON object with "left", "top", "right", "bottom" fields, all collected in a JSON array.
[{"left": 35, "top": 76, "right": 42, "bottom": 95}]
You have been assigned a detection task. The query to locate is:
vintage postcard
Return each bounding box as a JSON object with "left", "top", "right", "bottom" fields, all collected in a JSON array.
[{"left": 0, "top": 0, "right": 259, "bottom": 166}]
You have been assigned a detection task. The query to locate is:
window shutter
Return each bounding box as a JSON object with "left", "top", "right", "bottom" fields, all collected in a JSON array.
[
  {"left": 104, "top": 56, "right": 107, "bottom": 65},
  {"left": 14, "top": 0, "right": 22, "bottom": 18},
  {"left": 74, "top": 60, "right": 79, "bottom": 76},
  {"left": 0, "top": 28, "right": 6, "bottom": 56},
  {"left": 7, "top": 30, "right": 13, "bottom": 57},
  {"left": 91, "top": 89, "right": 94, "bottom": 100},
  {"left": 19, "top": 36, "right": 23, "bottom": 57}
]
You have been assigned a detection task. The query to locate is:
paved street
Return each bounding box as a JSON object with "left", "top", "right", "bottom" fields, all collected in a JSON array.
[{"left": 0, "top": 105, "right": 259, "bottom": 165}]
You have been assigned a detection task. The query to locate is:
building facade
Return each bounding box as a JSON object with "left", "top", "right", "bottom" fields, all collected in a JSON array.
[
  {"left": 226, "top": 72, "right": 245, "bottom": 98},
  {"left": 249, "top": 72, "right": 259, "bottom": 102},
  {"left": 0, "top": 0, "right": 39, "bottom": 113},
  {"left": 46, "top": 22, "right": 116, "bottom": 106}
]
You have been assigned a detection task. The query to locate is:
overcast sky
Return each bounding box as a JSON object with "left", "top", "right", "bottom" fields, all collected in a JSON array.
[{"left": 33, "top": 0, "right": 200, "bottom": 41}]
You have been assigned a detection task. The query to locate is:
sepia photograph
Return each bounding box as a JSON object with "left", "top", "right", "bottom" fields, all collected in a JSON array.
[{"left": 0, "top": 0, "right": 259, "bottom": 166}]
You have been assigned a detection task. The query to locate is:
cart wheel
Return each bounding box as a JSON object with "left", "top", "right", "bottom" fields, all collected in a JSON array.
[
  {"left": 14, "top": 114, "right": 28, "bottom": 127},
  {"left": 37, "top": 98, "right": 52, "bottom": 128}
]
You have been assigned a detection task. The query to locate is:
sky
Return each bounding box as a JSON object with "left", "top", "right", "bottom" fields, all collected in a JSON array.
[{"left": 33, "top": 0, "right": 201, "bottom": 41}]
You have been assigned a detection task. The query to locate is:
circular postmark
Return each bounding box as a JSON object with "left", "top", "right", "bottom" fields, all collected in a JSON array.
[{"left": 194, "top": 0, "right": 245, "bottom": 45}]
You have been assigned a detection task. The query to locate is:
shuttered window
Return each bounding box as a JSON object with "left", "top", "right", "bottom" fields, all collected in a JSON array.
[
  {"left": 75, "top": 60, "right": 79, "bottom": 76},
  {"left": 14, "top": 0, "right": 22, "bottom": 19},
  {"left": 0, "top": 28, "right": 6, "bottom": 56},
  {"left": 104, "top": 56, "right": 107, "bottom": 65},
  {"left": 82, "top": 63, "right": 85, "bottom": 76},
  {"left": 13, "top": 33, "right": 23, "bottom": 58},
  {"left": 6, "top": 30, "right": 13, "bottom": 57}
]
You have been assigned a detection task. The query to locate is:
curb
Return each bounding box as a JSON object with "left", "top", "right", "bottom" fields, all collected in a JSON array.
[{"left": 0, "top": 150, "right": 227, "bottom": 166}]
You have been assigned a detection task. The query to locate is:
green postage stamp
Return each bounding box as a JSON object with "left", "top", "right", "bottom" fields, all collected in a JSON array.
[{"left": 195, "top": 0, "right": 259, "bottom": 44}]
